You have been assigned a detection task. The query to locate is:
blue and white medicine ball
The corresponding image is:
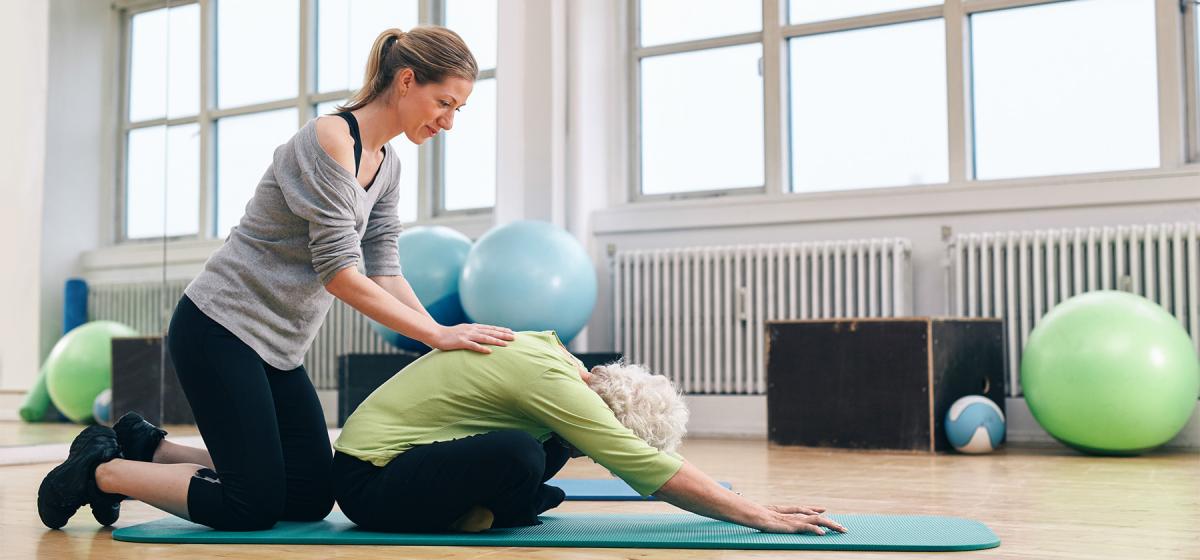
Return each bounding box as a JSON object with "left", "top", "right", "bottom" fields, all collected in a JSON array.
[{"left": 944, "top": 395, "right": 1005, "bottom": 454}]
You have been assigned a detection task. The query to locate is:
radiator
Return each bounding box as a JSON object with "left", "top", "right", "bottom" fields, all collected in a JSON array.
[
  {"left": 88, "top": 281, "right": 405, "bottom": 390},
  {"left": 612, "top": 239, "right": 914, "bottom": 395},
  {"left": 948, "top": 223, "right": 1200, "bottom": 397}
]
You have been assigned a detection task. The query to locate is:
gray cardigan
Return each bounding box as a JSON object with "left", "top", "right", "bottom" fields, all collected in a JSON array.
[{"left": 185, "top": 118, "right": 404, "bottom": 370}]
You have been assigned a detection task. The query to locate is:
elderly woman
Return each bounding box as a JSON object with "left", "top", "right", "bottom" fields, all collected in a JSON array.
[{"left": 333, "top": 331, "right": 848, "bottom": 535}]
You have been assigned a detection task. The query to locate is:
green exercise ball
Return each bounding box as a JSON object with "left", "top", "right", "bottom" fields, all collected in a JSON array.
[
  {"left": 1020, "top": 291, "right": 1199, "bottom": 455},
  {"left": 45, "top": 321, "right": 138, "bottom": 424}
]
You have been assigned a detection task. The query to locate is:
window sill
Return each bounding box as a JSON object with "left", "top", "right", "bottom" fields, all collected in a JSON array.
[{"left": 595, "top": 165, "right": 1200, "bottom": 235}]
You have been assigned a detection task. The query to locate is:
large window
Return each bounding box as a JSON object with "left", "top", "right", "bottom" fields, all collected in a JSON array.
[
  {"left": 789, "top": 19, "right": 947, "bottom": 192},
  {"left": 971, "top": 0, "right": 1159, "bottom": 180},
  {"left": 635, "top": 0, "right": 763, "bottom": 197},
  {"left": 124, "top": 4, "right": 200, "bottom": 239},
  {"left": 443, "top": 0, "right": 498, "bottom": 212},
  {"left": 632, "top": 0, "right": 1194, "bottom": 199},
  {"left": 120, "top": 0, "right": 498, "bottom": 242}
]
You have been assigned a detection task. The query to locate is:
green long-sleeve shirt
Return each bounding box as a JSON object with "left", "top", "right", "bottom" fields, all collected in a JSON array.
[{"left": 334, "top": 331, "right": 683, "bottom": 496}]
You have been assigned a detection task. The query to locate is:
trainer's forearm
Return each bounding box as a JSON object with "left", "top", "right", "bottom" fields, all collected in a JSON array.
[
  {"left": 325, "top": 266, "right": 440, "bottom": 344},
  {"left": 370, "top": 274, "right": 433, "bottom": 319},
  {"left": 652, "top": 461, "right": 770, "bottom": 529}
]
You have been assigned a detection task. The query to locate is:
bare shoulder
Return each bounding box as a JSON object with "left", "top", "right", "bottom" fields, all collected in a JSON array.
[{"left": 315, "top": 115, "right": 356, "bottom": 176}]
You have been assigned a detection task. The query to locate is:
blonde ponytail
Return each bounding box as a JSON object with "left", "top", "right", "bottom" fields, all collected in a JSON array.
[{"left": 338, "top": 26, "right": 478, "bottom": 113}]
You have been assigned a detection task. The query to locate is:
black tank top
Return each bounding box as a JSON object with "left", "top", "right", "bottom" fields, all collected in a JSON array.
[
  {"left": 334, "top": 111, "right": 364, "bottom": 175},
  {"left": 334, "top": 111, "right": 384, "bottom": 190}
]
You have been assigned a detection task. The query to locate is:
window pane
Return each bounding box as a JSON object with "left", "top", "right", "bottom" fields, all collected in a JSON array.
[
  {"left": 445, "top": 0, "right": 497, "bottom": 70},
  {"left": 316, "top": 100, "right": 344, "bottom": 116},
  {"left": 640, "top": 0, "right": 760, "bottom": 47},
  {"left": 640, "top": 44, "right": 763, "bottom": 195},
  {"left": 318, "top": 100, "right": 419, "bottom": 222},
  {"left": 126, "top": 124, "right": 200, "bottom": 239},
  {"left": 216, "top": 109, "right": 299, "bottom": 236},
  {"left": 789, "top": 20, "right": 947, "bottom": 192},
  {"left": 317, "top": 0, "right": 419, "bottom": 94},
  {"left": 971, "top": 0, "right": 1159, "bottom": 180},
  {"left": 789, "top": 1, "right": 940, "bottom": 25},
  {"left": 444, "top": 78, "right": 496, "bottom": 211},
  {"left": 217, "top": 0, "right": 298, "bottom": 108},
  {"left": 129, "top": 5, "right": 199, "bottom": 121}
]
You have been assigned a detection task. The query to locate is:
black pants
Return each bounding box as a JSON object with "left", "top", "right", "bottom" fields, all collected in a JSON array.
[
  {"left": 167, "top": 295, "right": 335, "bottom": 531},
  {"left": 333, "top": 430, "right": 570, "bottom": 532}
]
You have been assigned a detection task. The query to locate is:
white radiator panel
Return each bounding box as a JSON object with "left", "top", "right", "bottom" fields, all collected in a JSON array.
[
  {"left": 950, "top": 223, "right": 1200, "bottom": 397},
  {"left": 613, "top": 239, "right": 913, "bottom": 395},
  {"left": 88, "top": 282, "right": 404, "bottom": 390}
]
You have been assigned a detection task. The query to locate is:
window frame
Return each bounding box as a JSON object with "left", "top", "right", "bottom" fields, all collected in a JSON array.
[
  {"left": 628, "top": 0, "right": 1199, "bottom": 204},
  {"left": 116, "top": 0, "right": 497, "bottom": 245}
]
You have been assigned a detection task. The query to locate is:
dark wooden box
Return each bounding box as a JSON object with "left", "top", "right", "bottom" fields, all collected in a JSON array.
[
  {"left": 336, "top": 351, "right": 624, "bottom": 426},
  {"left": 111, "top": 336, "right": 194, "bottom": 426},
  {"left": 766, "top": 318, "right": 1005, "bottom": 452},
  {"left": 337, "top": 352, "right": 424, "bottom": 427}
]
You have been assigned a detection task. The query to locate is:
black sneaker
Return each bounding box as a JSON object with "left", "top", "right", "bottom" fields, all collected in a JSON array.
[
  {"left": 37, "top": 425, "right": 122, "bottom": 530},
  {"left": 113, "top": 411, "right": 167, "bottom": 463},
  {"left": 89, "top": 489, "right": 123, "bottom": 527}
]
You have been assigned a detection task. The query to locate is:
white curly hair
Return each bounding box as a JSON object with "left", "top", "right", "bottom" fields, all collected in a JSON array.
[{"left": 586, "top": 361, "right": 689, "bottom": 454}]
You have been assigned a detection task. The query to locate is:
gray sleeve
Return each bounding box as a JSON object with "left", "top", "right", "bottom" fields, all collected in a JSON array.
[
  {"left": 361, "top": 174, "right": 403, "bottom": 278},
  {"left": 278, "top": 144, "right": 364, "bottom": 285}
]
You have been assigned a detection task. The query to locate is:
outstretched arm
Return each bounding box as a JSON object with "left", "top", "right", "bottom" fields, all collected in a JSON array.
[
  {"left": 326, "top": 266, "right": 513, "bottom": 353},
  {"left": 653, "top": 461, "right": 847, "bottom": 535},
  {"left": 370, "top": 274, "right": 434, "bottom": 320}
]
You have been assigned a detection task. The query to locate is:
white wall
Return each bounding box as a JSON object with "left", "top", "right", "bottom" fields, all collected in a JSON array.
[
  {"left": 0, "top": 1, "right": 49, "bottom": 391},
  {"left": 39, "top": 0, "right": 116, "bottom": 361},
  {"left": 493, "top": 0, "right": 567, "bottom": 228}
]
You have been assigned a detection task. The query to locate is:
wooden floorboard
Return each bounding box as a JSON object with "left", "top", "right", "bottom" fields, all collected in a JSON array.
[{"left": 2, "top": 422, "right": 1197, "bottom": 559}]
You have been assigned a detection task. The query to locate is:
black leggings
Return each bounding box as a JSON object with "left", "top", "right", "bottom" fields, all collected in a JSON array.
[
  {"left": 333, "top": 430, "right": 570, "bottom": 532},
  {"left": 167, "top": 295, "right": 334, "bottom": 531}
]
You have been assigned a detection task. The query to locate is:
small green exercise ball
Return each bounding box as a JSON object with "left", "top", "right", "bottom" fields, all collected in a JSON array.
[
  {"left": 1020, "top": 291, "right": 1199, "bottom": 455},
  {"left": 45, "top": 321, "right": 138, "bottom": 424}
]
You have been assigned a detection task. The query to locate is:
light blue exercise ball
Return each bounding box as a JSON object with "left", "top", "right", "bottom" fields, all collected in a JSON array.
[
  {"left": 944, "top": 395, "right": 1006, "bottom": 454},
  {"left": 370, "top": 226, "right": 473, "bottom": 352},
  {"left": 92, "top": 388, "right": 112, "bottom": 426},
  {"left": 459, "top": 220, "right": 597, "bottom": 344}
]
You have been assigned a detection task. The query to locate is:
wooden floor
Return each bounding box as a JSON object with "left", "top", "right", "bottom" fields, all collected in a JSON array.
[{"left": 2, "top": 421, "right": 1197, "bottom": 559}]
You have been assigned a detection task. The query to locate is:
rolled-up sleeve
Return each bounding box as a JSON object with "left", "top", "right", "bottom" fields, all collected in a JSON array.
[
  {"left": 361, "top": 178, "right": 403, "bottom": 277},
  {"left": 278, "top": 152, "right": 363, "bottom": 285}
]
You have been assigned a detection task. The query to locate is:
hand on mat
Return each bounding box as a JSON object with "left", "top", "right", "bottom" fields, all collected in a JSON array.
[
  {"left": 432, "top": 323, "right": 516, "bottom": 354},
  {"left": 759, "top": 506, "right": 847, "bottom": 535},
  {"left": 767, "top": 504, "right": 826, "bottom": 516}
]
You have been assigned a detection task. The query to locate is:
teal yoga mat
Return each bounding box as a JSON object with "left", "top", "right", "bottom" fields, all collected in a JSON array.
[
  {"left": 112, "top": 512, "right": 999, "bottom": 551},
  {"left": 550, "top": 478, "right": 732, "bottom": 500}
]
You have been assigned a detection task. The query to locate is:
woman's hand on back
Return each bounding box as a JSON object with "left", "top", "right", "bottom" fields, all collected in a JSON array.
[{"left": 431, "top": 324, "right": 516, "bottom": 353}]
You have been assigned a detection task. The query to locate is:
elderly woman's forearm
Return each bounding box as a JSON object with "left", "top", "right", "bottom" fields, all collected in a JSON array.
[{"left": 652, "top": 461, "right": 769, "bottom": 529}]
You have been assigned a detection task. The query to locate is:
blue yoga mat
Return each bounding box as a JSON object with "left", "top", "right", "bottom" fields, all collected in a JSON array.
[
  {"left": 112, "top": 512, "right": 999, "bottom": 551},
  {"left": 550, "top": 478, "right": 732, "bottom": 501}
]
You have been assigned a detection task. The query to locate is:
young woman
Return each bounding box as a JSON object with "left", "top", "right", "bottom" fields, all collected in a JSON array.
[
  {"left": 37, "top": 26, "right": 513, "bottom": 532},
  {"left": 333, "top": 330, "right": 848, "bottom": 536}
]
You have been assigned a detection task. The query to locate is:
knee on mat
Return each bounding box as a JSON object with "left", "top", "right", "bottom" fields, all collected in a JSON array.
[
  {"left": 222, "top": 493, "right": 287, "bottom": 531},
  {"left": 216, "top": 510, "right": 282, "bottom": 531},
  {"left": 284, "top": 495, "right": 336, "bottom": 522}
]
